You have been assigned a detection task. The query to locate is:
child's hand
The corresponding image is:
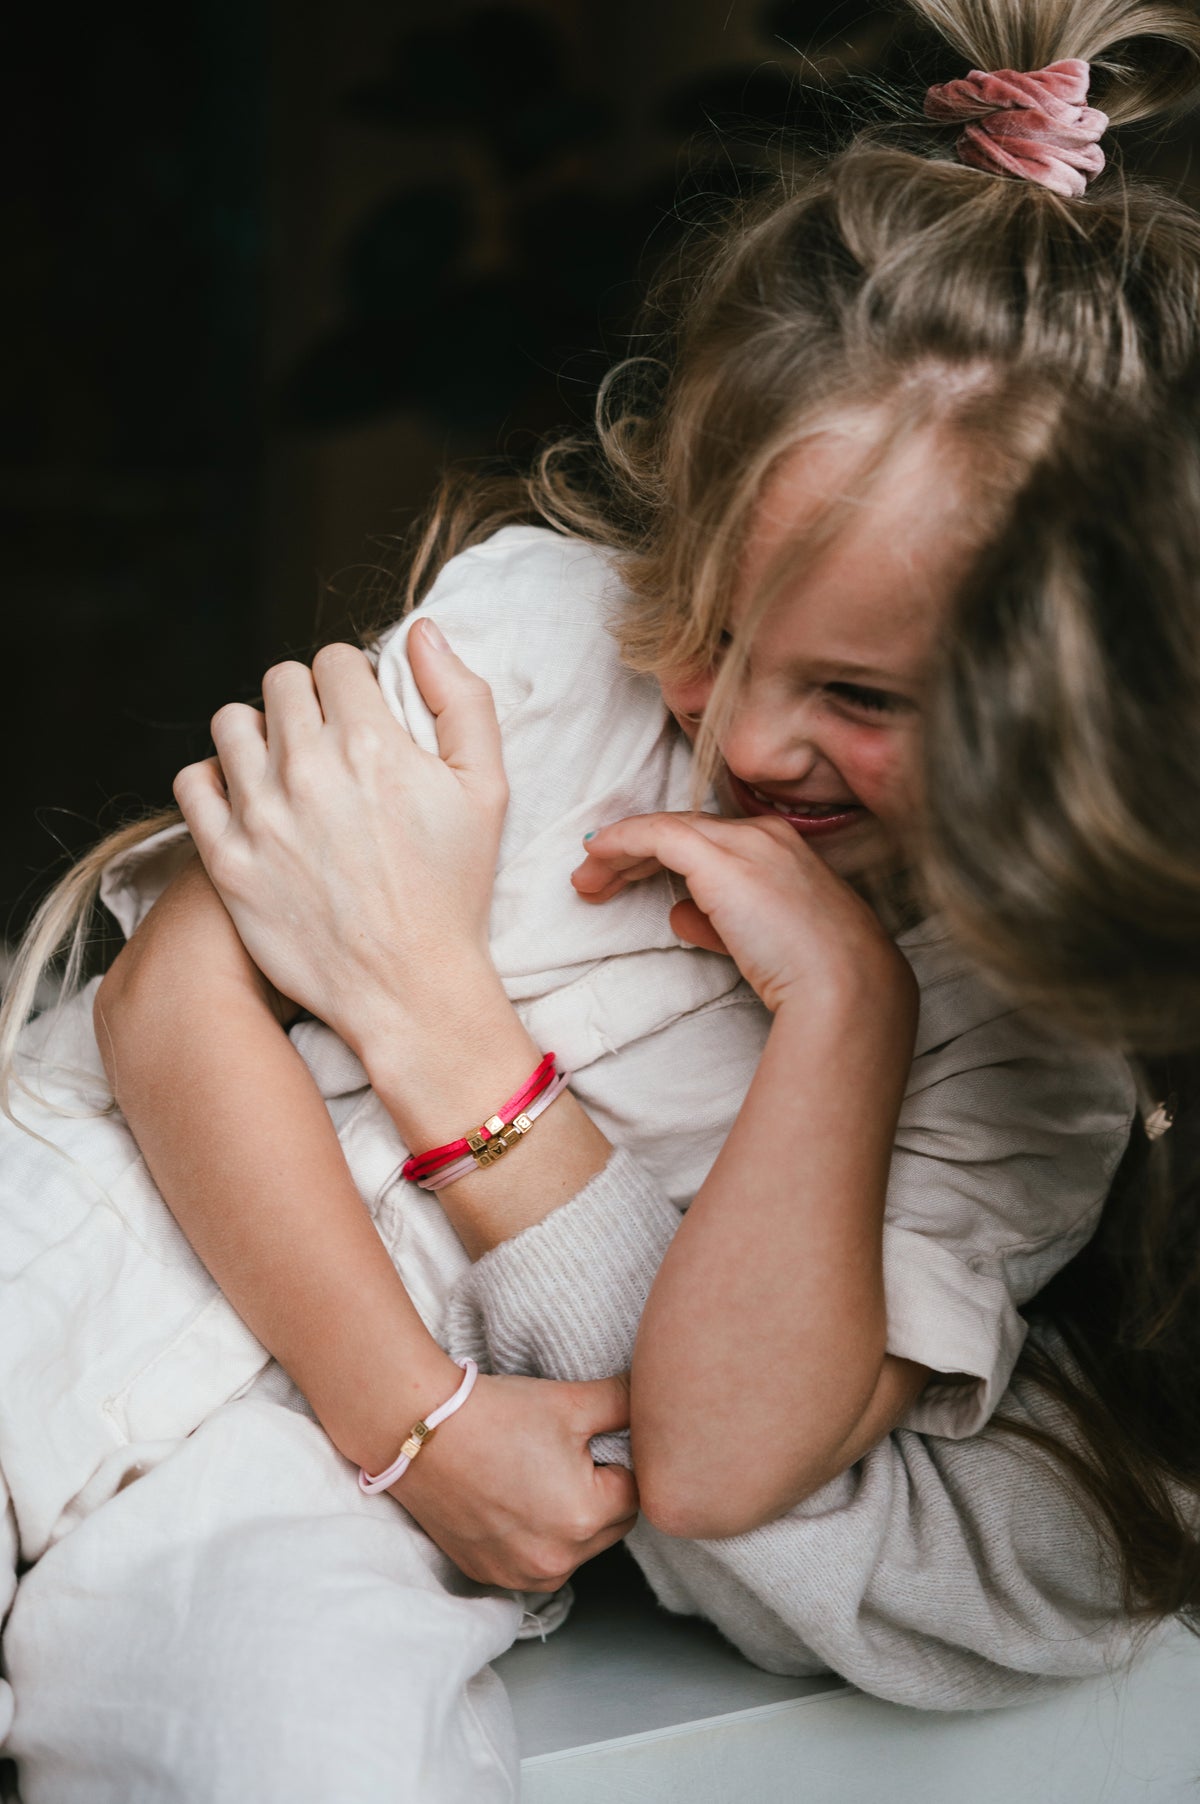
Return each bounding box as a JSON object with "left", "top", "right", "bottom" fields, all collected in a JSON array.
[
  {"left": 172, "top": 623, "right": 509, "bottom": 1055},
  {"left": 398, "top": 1371, "right": 637, "bottom": 1593},
  {"left": 572, "top": 811, "right": 913, "bottom": 1017}
]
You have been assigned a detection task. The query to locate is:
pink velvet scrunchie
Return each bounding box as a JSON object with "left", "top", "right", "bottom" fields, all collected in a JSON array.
[{"left": 924, "top": 57, "right": 1108, "bottom": 199}]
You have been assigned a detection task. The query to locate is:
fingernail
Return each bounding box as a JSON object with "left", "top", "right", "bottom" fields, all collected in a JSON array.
[
  {"left": 419, "top": 616, "right": 448, "bottom": 651},
  {"left": 583, "top": 831, "right": 596, "bottom": 841}
]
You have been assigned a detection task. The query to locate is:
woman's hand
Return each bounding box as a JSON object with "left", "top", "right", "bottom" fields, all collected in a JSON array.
[
  {"left": 398, "top": 1371, "right": 638, "bottom": 1592},
  {"left": 572, "top": 811, "right": 914, "bottom": 1017},
  {"left": 172, "top": 622, "right": 508, "bottom": 1057}
]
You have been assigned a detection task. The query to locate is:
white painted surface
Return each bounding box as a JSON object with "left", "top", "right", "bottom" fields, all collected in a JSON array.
[{"left": 498, "top": 1552, "right": 1200, "bottom": 1804}]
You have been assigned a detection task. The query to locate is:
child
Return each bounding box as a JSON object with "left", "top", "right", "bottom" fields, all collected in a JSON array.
[{"left": 2, "top": 0, "right": 1199, "bottom": 1796}]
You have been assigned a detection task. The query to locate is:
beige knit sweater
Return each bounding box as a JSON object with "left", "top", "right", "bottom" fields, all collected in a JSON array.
[{"left": 445, "top": 1148, "right": 1145, "bottom": 1711}]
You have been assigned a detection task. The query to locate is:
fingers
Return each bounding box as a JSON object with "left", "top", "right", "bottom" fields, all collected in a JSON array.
[
  {"left": 307, "top": 642, "right": 381, "bottom": 726},
  {"left": 573, "top": 809, "right": 799, "bottom": 902},
  {"left": 573, "top": 1373, "right": 632, "bottom": 1437},
  {"left": 172, "top": 756, "right": 232, "bottom": 856},
  {"left": 208, "top": 702, "right": 268, "bottom": 808},
  {"left": 407, "top": 616, "right": 507, "bottom": 796},
  {"left": 574, "top": 1512, "right": 640, "bottom": 1569},
  {"left": 260, "top": 658, "right": 324, "bottom": 760},
  {"left": 668, "top": 898, "right": 730, "bottom": 956},
  {"left": 589, "top": 1460, "right": 639, "bottom": 1524},
  {"left": 571, "top": 849, "right": 664, "bottom": 900},
  {"left": 571, "top": 813, "right": 732, "bottom": 914}
]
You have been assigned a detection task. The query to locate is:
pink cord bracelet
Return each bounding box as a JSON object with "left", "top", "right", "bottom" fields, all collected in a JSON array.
[
  {"left": 411, "top": 1069, "right": 573, "bottom": 1190},
  {"left": 358, "top": 1358, "right": 479, "bottom": 1495}
]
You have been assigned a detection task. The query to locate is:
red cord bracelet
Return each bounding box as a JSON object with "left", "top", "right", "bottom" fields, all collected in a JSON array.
[{"left": 401, "top": 1053, "right": 558, "bottom": 1182}]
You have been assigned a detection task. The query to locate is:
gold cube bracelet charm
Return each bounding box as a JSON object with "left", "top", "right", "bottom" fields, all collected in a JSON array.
[
  {"left": 470, "top": 1112, "right": 534, "bottom": 1168},
  {"left": 400, "top": 1420, "right": 434, "bottom": 1461}
]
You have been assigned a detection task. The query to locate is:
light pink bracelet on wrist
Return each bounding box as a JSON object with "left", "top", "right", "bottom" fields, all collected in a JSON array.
[
  {"left": 358, "top": 1358, "right": 479, "bottom": 1495},
  {"left": 411, "top": 1069, "right": 573, "bottom": 1190}
]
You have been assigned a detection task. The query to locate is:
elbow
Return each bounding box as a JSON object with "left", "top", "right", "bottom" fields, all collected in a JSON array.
[
  {"left": 637, "top": 1486, "right": 741, "bottom": 1542},
  {"left": 633, "top": 1364, "right": 887, "bottom": 1541},
  {"left": 635, "top": 1449, "right": 810, "bottom": 1542}
]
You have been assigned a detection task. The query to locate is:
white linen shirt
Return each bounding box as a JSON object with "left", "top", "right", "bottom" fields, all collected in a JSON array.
[{"left": 0, "top": 525, "right": 1134, "bottom": 1572}]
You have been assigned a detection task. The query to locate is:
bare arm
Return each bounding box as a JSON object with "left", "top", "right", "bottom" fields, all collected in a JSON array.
[
  {"left": 96, "top": 853, "right": 636, "bottom": 1587},
  {"left": 95, "top": 853, "right": 461, "bottom": 1474}
]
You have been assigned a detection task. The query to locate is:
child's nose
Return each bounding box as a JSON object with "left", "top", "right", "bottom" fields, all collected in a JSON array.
[{"left": 719, "top": 696, "right": 820, "bottom": 786}]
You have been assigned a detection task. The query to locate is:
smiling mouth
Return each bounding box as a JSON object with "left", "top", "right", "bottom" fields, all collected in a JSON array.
[{"left": 727, "top": 772, "right": 868, "bottom": 838}]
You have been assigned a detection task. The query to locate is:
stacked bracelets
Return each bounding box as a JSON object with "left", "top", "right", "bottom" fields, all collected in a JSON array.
[{"left": 401, "top": 1052, "right": 571, "bottom": 1190}]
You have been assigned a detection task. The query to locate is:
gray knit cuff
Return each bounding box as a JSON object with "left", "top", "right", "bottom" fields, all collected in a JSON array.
[{"left": 442, "top": 1146, "right": 681, "bottom": 1383}]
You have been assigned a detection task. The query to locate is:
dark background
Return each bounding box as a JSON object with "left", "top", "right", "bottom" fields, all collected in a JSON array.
[{"left": 4, "top": 0, "right": 1198, "bottom": 947}]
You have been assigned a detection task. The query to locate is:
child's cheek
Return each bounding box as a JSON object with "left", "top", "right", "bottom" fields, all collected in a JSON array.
[{"left": 836, "top": 726, "right": 913, "bottom": 821}]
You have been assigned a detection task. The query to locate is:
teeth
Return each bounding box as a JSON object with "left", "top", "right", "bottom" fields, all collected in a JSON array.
[{"left": 753, "top": 788, "right": 851, "bottom": 818}]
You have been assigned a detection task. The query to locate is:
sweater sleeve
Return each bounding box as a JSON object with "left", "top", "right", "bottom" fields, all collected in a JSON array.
[
  {"left": 444, "top": 1150, "right": 1137, "bottom": 1709},
  {"left": 626, "top": 1346, "right": 1138, "bottom": 1709},
  {"left": 442, "top": 1147, "right": 679, "bottom": 1467},
  {"left": 442, "top": 1147, "right": 680, "bottom": 1383}
]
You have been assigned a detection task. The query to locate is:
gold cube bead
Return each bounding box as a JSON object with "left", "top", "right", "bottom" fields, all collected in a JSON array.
[
  {"left": 512, "top": 1113, "right": 532, "bottom": 1134},
  {"left": 400, "top": 1420, "right": 433, "bottom": 1461},
  {"left": 483, "top": 1114, "right": 505, "bottom": 1137}
]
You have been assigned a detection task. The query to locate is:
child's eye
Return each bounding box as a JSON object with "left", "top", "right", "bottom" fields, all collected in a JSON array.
[{"left": 825, "top": 681, "right": 902, "bottom": 715}]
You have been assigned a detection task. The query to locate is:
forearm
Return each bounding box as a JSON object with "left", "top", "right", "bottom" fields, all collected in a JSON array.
[
  {"left": 97, "top": 868, "right": 458, "bottom": 1473},
  {"left": 630, "top": 984, "right": 914, "bottom": 1529}
]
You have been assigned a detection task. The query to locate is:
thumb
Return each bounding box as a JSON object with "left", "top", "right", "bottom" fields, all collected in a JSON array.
[
  {"left": 408, "top": 615, "right": 505, "bottom": 786},
  {"left": 669, "top": 898, "right": 731, "bottom": 958},
  {"left": 573, "top": 1372, "right": 631, "bottom": 1438}
]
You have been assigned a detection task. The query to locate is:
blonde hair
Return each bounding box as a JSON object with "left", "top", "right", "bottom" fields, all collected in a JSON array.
[{"left": 400, "top": 2, "right": 1200, "bottom": 763}]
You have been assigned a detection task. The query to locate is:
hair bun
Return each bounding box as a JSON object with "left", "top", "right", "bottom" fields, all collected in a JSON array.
[{"left": 907, "top": 0, "right": 1200, "bottom": 125}]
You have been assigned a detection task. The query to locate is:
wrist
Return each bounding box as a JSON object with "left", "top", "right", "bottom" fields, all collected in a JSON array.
[
  {"left": 326, "top": 1341, "right": 463, "bottom": 1479},
  {"left": 776, "top": 943, "right": 918, "bottom": 1041},
  {"left": 396, "top": 1371, "right": 491, "bottom": 1510},
  {"left": 355, "top": 971, "right": 544, "bottom": 1157}
]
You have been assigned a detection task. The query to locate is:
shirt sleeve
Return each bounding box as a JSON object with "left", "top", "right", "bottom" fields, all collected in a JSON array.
[
  {"left": 884, "top": 996, "right": 1136, "bottom": 1436},
  {"left": 98, "top": 820, "right": 194, "bottom": 943}
]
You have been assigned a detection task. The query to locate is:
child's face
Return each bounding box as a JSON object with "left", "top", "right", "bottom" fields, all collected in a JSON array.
[{"left": 658, "top": 426, "right": 976, "bottom": 881}]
